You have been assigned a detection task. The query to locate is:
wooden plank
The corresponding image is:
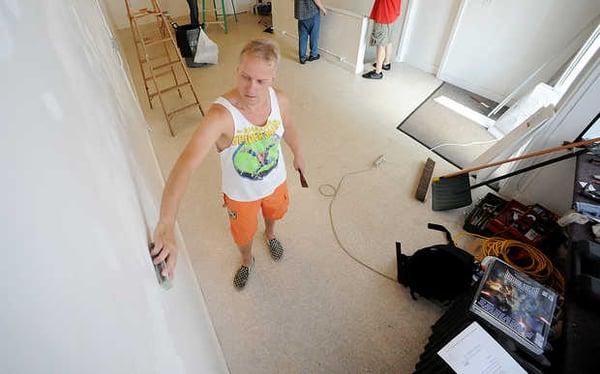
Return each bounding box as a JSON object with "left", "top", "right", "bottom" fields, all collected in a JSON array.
[{"left": 415, "top": 158, "right": 436, "bottom": 202}]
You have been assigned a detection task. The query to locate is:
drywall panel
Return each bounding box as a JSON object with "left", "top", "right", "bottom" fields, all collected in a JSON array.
[
  {"left": 273, "top": 0, "right": 368, "bottom": 73},
  {"left": 323, "top": 0, "right": 372, "bottom": 16},
  {"left": 397, "top": 0, "right": 461, "bottom": 74},
  {"left": 438, "top": 0, "right": 600, "bottom": 102},
  {"left": 0, "top": 1, "right": 227, "bottom": 373}
]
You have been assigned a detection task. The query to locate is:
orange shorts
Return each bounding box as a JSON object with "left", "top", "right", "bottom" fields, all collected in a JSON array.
[{"left": 223, "top": 182, "right": 289, "bottom": 246}]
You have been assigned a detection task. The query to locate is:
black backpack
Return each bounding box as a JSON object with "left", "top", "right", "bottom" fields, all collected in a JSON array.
[{"left": 396, "top": 223, "right": 475, "bottom": 302}]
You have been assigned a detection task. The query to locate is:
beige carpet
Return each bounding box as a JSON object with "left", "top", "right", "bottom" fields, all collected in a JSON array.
[{"left": 117, "top": 13, "right": 489, "bottom": 373}]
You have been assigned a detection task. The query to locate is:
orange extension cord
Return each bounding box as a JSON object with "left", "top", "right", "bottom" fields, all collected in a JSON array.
[{"left": 457, "top": 232, "right": 565, "bottom": 296}]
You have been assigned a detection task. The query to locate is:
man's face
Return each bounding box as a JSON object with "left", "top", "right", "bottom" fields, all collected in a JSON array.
[{"left": 236, "top": 54, "right": 276, "bottom": 105}]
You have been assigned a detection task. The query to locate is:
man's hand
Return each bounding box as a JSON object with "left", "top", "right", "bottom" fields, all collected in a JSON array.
[
  {"left": 314, "top": 0, "right": 327, "bottom": 15},
  {"left": 293, "top": 154, "right": 306, "bottom": 176},
  {"left": 151, "top": 221, "right": 178, "bottom": 279}
]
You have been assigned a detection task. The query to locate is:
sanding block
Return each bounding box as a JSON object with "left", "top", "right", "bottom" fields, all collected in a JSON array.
[{"left": 149, "top": 242, "right": 172, "bottom": 290}]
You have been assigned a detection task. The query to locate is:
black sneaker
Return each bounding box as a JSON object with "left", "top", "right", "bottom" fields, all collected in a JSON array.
[
  {"left": 299, "top": 57, "right": 307, "bottom": 65},
  {"left": 266, "top": 237, "right": 284, "bottom": 261},
  {"left": 372, "top": 62, "right": 391, "bottom": 71},
  {"left": 308, "top": 54, "right": 321, "bottom": 62},
  {"left": 233, "top": 257, "right": 254, "bottom": 289},
  {"left": 362, "top": 70, "right": 383, "bottom": 79}
]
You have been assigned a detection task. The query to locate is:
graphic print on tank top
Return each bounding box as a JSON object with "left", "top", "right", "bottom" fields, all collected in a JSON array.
[{"left": 231, "top": 118, "right": 282, "bottom": 181}]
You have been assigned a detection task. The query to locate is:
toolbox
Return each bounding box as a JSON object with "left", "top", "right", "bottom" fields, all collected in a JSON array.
[{"left": 464, "top": 193, "right": 560, "bottom": 248}]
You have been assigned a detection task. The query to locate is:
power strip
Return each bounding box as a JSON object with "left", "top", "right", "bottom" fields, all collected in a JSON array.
[{"left": 373, "top": 155, "right": 385, "bottom": 168}]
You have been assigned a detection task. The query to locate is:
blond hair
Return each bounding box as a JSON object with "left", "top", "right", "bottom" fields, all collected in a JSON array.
[{"left": 239, "top": 39, "right": 280, "bottom": 66}]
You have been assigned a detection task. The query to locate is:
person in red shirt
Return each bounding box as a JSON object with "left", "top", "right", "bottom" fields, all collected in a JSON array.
[{"left": 362, "top": 0, "right": 401, "bottom": 79}]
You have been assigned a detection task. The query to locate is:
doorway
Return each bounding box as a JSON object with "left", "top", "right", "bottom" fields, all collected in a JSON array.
[{"left": 362, "top": 0, "right": 410, "bottom": 65}]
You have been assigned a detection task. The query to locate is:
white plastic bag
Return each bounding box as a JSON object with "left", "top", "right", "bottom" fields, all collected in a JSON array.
[{"left": 193, "top": 28, "right": 219, "bottom": 65}]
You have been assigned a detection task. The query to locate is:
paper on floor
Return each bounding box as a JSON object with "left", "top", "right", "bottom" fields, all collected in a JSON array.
[{"left": 438, "top": 321, "right": 526, "bottom": 374}]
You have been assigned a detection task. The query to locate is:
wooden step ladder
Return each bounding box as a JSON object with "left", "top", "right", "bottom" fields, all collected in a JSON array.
[{"left": 125, "top": 0, "right": 204, "bottom": 136}]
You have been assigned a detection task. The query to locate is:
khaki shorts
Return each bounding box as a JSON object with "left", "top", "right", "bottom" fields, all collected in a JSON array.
[{"left": 370, "top": 22, "right": 392, "bottom": 47}]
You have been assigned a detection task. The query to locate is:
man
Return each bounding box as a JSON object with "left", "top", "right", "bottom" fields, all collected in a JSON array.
[
  {"left": 151, "top": 39, "right": 306, "bottom": 289},
  {"left": 294, "top": 0, "right": 328, "bottom": 64},
  {"left": 362, "top": 0, "right": 401, "bottom": 79}
]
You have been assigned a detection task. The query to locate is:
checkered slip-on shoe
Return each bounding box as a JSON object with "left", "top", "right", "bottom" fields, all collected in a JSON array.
[
  {"left": 362, "top": 70, "right": 383, "bottom": 79},
  {"left": 266, "top": 237, "right": 284, "bottom": 261},
  {"left": 372, "top": 62, "right": 391, "bottom": 71},
  {"left": 233, "top": 257, "right": 254, "bottom": 289}
]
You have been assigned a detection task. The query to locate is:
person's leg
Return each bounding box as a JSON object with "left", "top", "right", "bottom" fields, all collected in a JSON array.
[
  {"left": 298, "top": 20, "right": 309, "bottom": 63},
  {"left": 233, "top": 243, "right": 254, "bottom": 288},
  {"left": 375, "top": 45, "right": 385, "bottom": 73},
  {"left": 187, "top": 0, "right": 199, "bottom": 25},
  {"left": 237, "top": 241, "right": 253, "bottom": 266},
  {"left": 384, "top": 42, "right": 393, "bottom": 65},
  {"left": 225, "top": 197, "right": 259, "bottom": 255},
  {"left": 309, "top": 13, "right": 321, "bottom": 59},
  {"left": 261, "top": 182, "right": 289, "bottom": 261},
  {"left": 363, "top": 44, "right": 384, "bottom": 79},
  {"left": 265, "top": 219, "right": 276, "bottom": 240},
  {"left": 224, "top": 195, "right": 260, "bottom": 287},
  {"left": 363, "top": 22, "right": 385, "bottom": 79},
  {"left": 372, "top": 42, "right": 393, "bottom": 71}
]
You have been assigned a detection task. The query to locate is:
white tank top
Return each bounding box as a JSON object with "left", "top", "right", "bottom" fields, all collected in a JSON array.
[{"left": 214, "top": 87, "right": 287, "bottom": 202}]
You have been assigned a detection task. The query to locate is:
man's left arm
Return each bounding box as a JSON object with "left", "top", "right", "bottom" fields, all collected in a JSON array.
[{"left": 277, "top": 89, "right": 306, "bottom": 175}]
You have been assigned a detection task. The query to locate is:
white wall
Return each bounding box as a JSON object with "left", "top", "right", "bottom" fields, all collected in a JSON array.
[
  {"left": 438, "top": 0, "right": 600, "bottom": 102},
  {"left": 104, "top": 0, "right": 254, "bottom": 29},
  {"left": 397, "top": 0, "right": 461, "bottom": 74},
  {"left": 0, "top": 1, "right": 227, "bottom": 373},
  {"left": 499, "top": 51, "right": 600, "bottom": 214}
]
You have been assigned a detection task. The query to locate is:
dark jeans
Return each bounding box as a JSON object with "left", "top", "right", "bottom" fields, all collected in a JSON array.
[{"left": 298, "top": 13, "right": 320, "bottom": 60}]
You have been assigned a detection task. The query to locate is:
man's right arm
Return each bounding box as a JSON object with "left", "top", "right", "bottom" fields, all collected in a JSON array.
[
  {"left": 151, "top": 106, "right": 229, "bottom": 279},
  {"left": 313, "top": 0, "right": 327, "bottom": 15}
]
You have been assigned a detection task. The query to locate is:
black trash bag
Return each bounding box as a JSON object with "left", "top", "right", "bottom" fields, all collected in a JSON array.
[
  {"left": 396, "top": 223, "right": 476, "bottom": 303},
  {"left": 172, "top": 23, "right": 207, "bottom": 68}
]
